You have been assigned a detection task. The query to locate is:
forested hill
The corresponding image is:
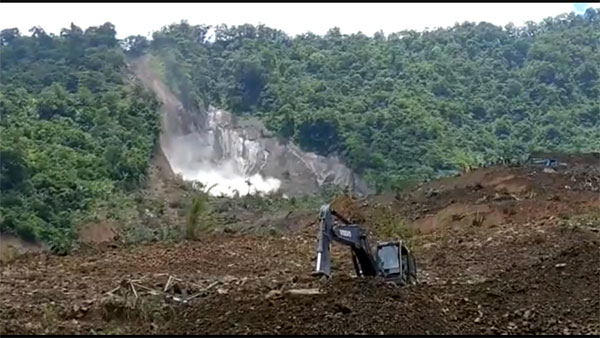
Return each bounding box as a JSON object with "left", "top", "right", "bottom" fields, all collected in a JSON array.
[
  {"left": 0, "top": 9, "right": 599, "bottom": 250},
  {"left": 0, "top": 24, "right": 160, "bottom": 252},
  {"left": 143, "top": 8, "right": 599, "bottom": 190}
]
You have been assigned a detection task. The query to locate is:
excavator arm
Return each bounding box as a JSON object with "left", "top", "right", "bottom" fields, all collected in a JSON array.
[{"left": 314, "top": 204, "right": 378, "bottom": 278}]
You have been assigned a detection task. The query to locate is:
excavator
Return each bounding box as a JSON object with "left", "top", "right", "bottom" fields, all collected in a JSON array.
[{"left": 313, "top": 204, "right": 418, "bottom": 285}]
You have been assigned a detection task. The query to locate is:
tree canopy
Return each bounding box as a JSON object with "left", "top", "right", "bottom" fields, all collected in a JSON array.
[
  {"left": 0, "top": 23, "right": 160, "bottom": 252},
  {"left": 149, "top": 9, "right": 599, "bottom": 190},
  {"left": 1, "top": 9, "right": 598, "bottom": 249}
]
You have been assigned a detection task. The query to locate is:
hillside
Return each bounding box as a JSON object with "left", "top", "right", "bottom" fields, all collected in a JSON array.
[
  {"left": 0, "top": 24, "right": 160, "bottom": 252},
  {"left": 128, "top": 54, "right": 369, "bottom": 198},
  {"left": 1, "top": 10, "right": 599, "bottom": 257},
  {"left": 144, "top": 8, "right": 599, "bottom": 190},
  {"left": 0, "top": 11, "right": 599, "bottom": 334}
]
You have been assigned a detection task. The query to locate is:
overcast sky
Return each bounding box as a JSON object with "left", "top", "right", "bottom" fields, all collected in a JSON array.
[{"left": 1, "top": 3, "right": 597, "bottom": 39}]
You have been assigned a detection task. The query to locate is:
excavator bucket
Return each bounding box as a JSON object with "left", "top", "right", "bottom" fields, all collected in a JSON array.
[{"left": 314, "top": 204, "right": 333, "bottom": 277}]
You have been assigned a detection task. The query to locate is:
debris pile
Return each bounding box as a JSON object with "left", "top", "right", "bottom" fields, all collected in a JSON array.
[{"left": 1, "top": 156, "right": 598, "bottom": 335}]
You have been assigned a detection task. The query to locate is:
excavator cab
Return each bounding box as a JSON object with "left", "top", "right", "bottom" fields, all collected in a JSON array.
[
  {"left": 375, "top": 241, "right": 418, "bottom": 285},
  {"left": 376, "top": 242, "right": 401, "bottom": 275}
]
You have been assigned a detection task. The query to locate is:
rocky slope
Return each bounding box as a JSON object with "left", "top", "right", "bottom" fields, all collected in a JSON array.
[{"left": 129, "top": 55, "right": 369, "bottom": 197}]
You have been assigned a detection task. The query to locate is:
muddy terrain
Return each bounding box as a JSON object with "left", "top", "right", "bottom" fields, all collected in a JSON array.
[{"left": 1, "top": 155, "right": 599, "bottom": 335}]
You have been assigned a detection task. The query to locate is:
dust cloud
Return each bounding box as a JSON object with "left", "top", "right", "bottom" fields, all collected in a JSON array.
[
  {"left": 130, "top": 55, "right": 367, "bottom": 198},
  {"left": 162, "top": 129, "right": 282, "bottom": 197}
]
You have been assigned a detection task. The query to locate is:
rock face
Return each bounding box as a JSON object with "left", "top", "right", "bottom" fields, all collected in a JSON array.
[{"left": 130, "top": 55, "right": 370, "bottom": 197}]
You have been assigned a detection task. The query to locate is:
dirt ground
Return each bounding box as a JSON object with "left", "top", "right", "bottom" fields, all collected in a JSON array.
[{"left": 1, "top": 154, "right": 599, "bottom": 335}]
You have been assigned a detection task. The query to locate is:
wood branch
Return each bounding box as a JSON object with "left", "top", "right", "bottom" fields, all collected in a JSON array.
[
  {"left": 130, "top": 282, "right": 138, "bottom": 298},
  {"left": 105, "top": 275, "right": 226, "bottom": 305},
  {"left": 285, "top": 288, "right": 323, "bottom": 296},
  {"left": 204, "top": 281, "right": 219, "bottom": 291},
  {"left": 164, "top": 275, "right": 173, "bottom": 292},
  {"left": 105, "top": 285, "right": 122, "bottom": 296},
  {"left": 132, "top": 283, "right": 157, "bottom": 292},
  {"left": 183, "top": 292, "right": 204, "bottom": 302}
]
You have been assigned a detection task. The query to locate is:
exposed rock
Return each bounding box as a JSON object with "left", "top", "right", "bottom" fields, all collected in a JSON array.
[{"left": 130, "top": 55, "right": 371, "bottom": 198}]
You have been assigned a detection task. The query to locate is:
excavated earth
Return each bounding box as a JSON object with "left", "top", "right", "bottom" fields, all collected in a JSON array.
[{"left": 1, "top": 154, "right": 599, "bottom": 335}]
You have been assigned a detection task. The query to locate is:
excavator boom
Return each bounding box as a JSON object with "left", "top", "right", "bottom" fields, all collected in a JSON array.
[
  {"left": 315, "top": 204, "right": 376, "bottom": 277},
  {"left": 314, "top": 203, "right": 417, "bottom": 285}
]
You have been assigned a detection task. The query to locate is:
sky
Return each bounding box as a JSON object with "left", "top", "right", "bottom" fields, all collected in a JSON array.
[{"left": 0, "top": 3, "right": 597, "bottom": 39}]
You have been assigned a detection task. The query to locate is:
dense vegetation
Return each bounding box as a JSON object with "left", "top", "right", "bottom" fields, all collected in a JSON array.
[
  {"left": 1, "top": 9, "right": 598, "bottom": 250},
  {"left": 143, "top": 8, "right": 599, "bottom": 190},
  {"left": 0, "top": 24, "right": 160, "bottom": 252}
]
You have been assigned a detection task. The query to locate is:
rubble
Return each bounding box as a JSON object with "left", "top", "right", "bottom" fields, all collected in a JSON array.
[{"left": 1, "top": 157, "right": 599, "bottom": 335}]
